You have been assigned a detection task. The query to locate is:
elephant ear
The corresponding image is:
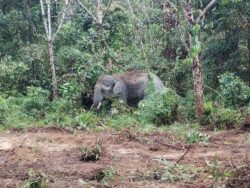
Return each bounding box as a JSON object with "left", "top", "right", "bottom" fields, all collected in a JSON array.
[{"left": 113, "top": 80, "right": 125, "bottom": 96}]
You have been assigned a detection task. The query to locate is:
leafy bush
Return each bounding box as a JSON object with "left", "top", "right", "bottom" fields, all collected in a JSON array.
[
  {"left": 43, "top": 98, "right": 76, "bottom": 126},
  {"left": 58, "top": 80, "right": 84, "bottom": 110},
  {"left": 0, "top": 96, "right": 8, "bottom": 124},
  {"left": 178, "top": 90, "right": 196, "bottom": 122},
  {"left": 0, "top": 96, "right": 34, "bottom": 129},
  {"left": 219, "top": 72, "right": 250, "bottom": 108},
  {"left": 22, "top": 87, "right": 50, "bottom": 118},
  {"left": 0, "top": 56, "right": 28, "bottom": 95},
  {"left": 137, "top": 88, "right": 180, "bottom": 125},
  {"left": 75, "top": 112, "right": 100, "bottom": 129},
  {"left": 202, "top": 105, "right": 242, "bottom": 129}
]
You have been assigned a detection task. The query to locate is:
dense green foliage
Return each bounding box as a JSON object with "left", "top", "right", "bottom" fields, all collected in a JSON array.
[{"left": 0, "top": 0, "right": 249, "bottom": 130}]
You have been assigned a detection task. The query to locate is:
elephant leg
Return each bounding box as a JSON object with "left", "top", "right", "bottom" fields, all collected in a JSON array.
[
  {"left": 127, "top": 95, "right": 144, "bottom": 107},
  {"left": 118, "top": 94, "right": 127, "bottom": 105}
]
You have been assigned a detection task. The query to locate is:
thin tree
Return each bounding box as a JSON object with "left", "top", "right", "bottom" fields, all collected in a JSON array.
[
  {"left": 183, "top": 0, "right": 217, "bottom": 118},
  {"left": 39, "top": 0, "right": 70, "bottom": 100},
  {"left": 167, "top": 0, "right": 217, "bottom": 118}
]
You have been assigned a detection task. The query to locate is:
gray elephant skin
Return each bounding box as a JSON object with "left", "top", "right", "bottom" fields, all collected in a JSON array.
[{"left": 92, "top": 70, "right": 164, "bottom": 109}]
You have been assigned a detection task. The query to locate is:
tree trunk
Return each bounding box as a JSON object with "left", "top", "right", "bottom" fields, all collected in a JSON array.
[
  {"left": 192, "top": 56, "right": 205, "bottom": 118},
  {"left": 247, "top": 36, "right": 250, "bottom": 85},
  {"left": 48, "top": 40, "right": 58, "bottom": 99}
]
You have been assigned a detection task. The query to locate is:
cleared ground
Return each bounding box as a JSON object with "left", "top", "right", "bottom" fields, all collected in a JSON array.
[{"left": 0, "top": 126, "right": 249, "bottom": 188}]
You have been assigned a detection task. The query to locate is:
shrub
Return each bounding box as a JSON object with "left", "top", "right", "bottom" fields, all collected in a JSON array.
[
  {"left": 202, "top": 104, "right": 242, "bottom": 129},
  {"left": 75, "top": 112, "right": 100, "bottom": 129},
  {"left": 0, "top": 96, "right": 8, "bottom": 124},
  {"left": 178, "top": 90, "right": 196, "bottom": 122},
  {"left": 0, "top": 56, "right": 28, "bottom": 95},
  {"left": 137, "top": 88, "right": 180, "bottom": 125},
  {"left": 219, "top": 72, "right": 250, "bottom": 108},
  {"left": 43, "top": 98, "right": 76, "bottom": 126},
  {"left": 22, "top": 87, "right": 50, "bottom": 118},
  {"left": 79, "top": 143, "right": 102, "bottom": 162},
  {"left": 0, "top": 95, "right": 34, "bottom": 129}
]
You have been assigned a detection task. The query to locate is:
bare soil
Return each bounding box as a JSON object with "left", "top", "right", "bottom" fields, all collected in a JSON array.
[{"left": 0, "top": 126, "right": 249, "bottom": 188}]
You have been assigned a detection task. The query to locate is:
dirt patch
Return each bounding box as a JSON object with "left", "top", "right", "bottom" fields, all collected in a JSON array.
[
  {"left": 115, "top": 128, "right": 142, "bottom": 143},
  {"left": 0, "top": 128, "right": 249, "bottom": 188}
]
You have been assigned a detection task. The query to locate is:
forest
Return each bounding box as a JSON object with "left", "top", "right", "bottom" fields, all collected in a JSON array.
[{"left": 0, "top": 0, "right": 249, "bottom": 187}]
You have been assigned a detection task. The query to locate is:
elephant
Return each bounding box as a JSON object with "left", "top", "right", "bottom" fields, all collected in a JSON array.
[{"left": 92, "top": 70, "right": 164, "bottom": 109}]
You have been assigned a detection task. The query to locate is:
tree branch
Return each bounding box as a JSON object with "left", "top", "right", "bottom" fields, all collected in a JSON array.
[
  {"left": 197, "top": 0, "right": 217, "bottom": 23},
  {"left": 76, "top": 0, "right": 98, "bottom": 22},
  {"left": 176, "top": 145, "right": 192, "bottom": 163},
  {"left": 46, "top": 0, "right": 52, "bottom": 40},
  {"left": 39, "top": 0, "right": 49, "bottom": 38},
  {"left": 52, "top": 0, "right": 70, "bottom": 41},
  {"left": 102, "top": 0, "right": 113, "bottom": 22}
]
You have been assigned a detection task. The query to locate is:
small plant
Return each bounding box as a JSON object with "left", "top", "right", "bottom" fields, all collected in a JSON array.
[
  {"left": 97, "top": 166, "right": 117, "bottom": 186},
  {"left": 160, "top": 160, "right": 199, "bottom": 182},
  {"left": 186, "top": 130, "right": 210, "bottom": 144},
  {"left": 130, "top": 161, "right": 199, "bottom": 183},
  {"left": 79, "top": 143, "right": 102, "bottom": 162},
  {"left": 22, "top": 168, "right": 50, "bottom": 188},
  {"left": 205, "top": 157, "right": 233, "bottom": 188}
]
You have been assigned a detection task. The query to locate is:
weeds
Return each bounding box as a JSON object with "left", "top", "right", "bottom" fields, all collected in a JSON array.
[
  {"left": 160, "top": 160, "right": 199, "bottom": 182},
  {"left": 22, "top": 169, "right": 50, "bottom": 188},
  {"left": 79, "top": 143, "right": 102, "bottom": 162},
  {"left": 97, "top": 166, "right": 117, "bottom": 186},
  {"left": 186, "top": 130, "right": 210, "bottom": 144},
  {"left": 205, "top": 157, "right": 233, "bottom": 188},
  {"left": 130, "top": 161, "right": 199, "bottom": 183}
]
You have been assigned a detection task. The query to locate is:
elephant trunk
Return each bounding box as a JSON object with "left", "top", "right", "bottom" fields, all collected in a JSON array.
[{"left": 92, "top": 87, "right": 103, "bottom": 109}]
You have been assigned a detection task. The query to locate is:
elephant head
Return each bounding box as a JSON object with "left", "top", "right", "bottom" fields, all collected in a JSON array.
[{"left": 92, "top": 75, "right": 127, "bottom": 109}]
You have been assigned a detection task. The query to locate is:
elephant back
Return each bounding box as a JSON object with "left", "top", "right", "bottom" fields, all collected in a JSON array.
[{"left": 118, "top": 71, "right": 149, "bottom": 99}]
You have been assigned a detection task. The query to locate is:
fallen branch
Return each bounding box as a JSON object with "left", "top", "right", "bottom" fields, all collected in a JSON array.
[
  {"left": 161, "top": 142, "right": 184, "bottom": 150},
  {"left": 176, "top": 145, "right": 192, "bottom": 163},
  {"left": 99, "top": 121, "right": 118, "bottom": 135}
]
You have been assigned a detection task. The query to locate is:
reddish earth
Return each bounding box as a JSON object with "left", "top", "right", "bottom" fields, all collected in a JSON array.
[{"left": 0, "top": 127, "right": 249, "bottom": 188}]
